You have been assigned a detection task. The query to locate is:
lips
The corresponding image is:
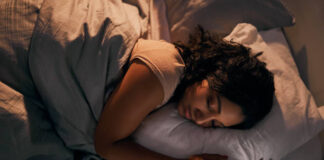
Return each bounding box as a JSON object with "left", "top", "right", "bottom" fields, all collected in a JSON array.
[{"left": 178, "top": 103, "right": 192, "bottom": 120}]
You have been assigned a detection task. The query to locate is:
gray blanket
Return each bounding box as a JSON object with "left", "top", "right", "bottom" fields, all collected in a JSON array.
[{"left": 28, "top": 0, "right": 148, "bottom": 158}]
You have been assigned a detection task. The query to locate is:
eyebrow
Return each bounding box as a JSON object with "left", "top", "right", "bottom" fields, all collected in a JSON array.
[
  {"left": 207, "top": 95, "right": 222, "bottom": 114},
  {"left": 209, "top": 95, "right": 225, "bottom": 128}
]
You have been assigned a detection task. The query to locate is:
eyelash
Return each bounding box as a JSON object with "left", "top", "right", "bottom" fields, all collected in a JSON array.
[
  {"left": 207, "top": 96, "right": 216, "bottom": 128},
  {"left": 206, "top": 96, "right": 212, "bottom": 111},
  {"left": 211, "top": 120, "right": 216, "bottom": 128}
]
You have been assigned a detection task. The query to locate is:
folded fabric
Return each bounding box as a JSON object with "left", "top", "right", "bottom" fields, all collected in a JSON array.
[
  {"left": 0, "top": 81, "right": 73, "bottom": 160},
  {"left": 28, "top": 0, "right": 142, "bottom": 156},
  {"left": 0, "top": 0, "right": 43, "bottom": 99}
]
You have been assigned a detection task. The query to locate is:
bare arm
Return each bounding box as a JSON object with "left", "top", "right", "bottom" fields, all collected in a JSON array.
[{"left": 94, "top": 59, "right": 179, "bottom": 160}]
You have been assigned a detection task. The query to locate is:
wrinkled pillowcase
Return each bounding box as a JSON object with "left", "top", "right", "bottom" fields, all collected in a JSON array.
[{"left": 132, "top": 23, "right": 324, "bottom": 160}]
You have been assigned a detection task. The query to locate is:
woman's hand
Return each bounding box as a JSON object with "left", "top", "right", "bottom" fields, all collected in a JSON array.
[{"left": 189, "top": 154, "right": 228, "bottom": 160}]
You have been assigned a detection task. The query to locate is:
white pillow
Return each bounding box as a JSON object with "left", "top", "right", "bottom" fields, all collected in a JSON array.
[{"left": 132, "top": 23, "right": 324, "bottom": 160}]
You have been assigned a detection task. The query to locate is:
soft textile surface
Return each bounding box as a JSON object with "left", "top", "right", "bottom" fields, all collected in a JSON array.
[
  {"left": 0, "top": 0, "right": 320, "bottom": 159},
  {"left": 0, "top": 0, "right": 161, "bottom": 98},
  {"left": 283, "top": 135, "right": 322, "bottom": 160},
  {"left": 132, "top": 23, "right": 324, "bottom": 160},
  {"left": 165, "top": 0, "right": 295, "bottom": 43},
  {"left": 0, "top": 0, "right": 74, "bottom": 159},
  {"left": 0, "top": 81, "right": 73, "bottom": 160},
  {"left": 0, "top": 0, "right": 43, "bottom": 99},
  {"left": 0, "top": 0, "right": 167, "bottom": 159},
  {"left": 27, "top": 0, "right": 150, "bottom": 158}
]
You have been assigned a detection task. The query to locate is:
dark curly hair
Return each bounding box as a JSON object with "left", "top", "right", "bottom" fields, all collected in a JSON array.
[{"left": 171, "top": 25, "right": 275, "bottom": 129}]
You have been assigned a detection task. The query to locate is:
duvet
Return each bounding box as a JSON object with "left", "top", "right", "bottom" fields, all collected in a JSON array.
[{"left": 28, "top": 0, "right": 145, "bottom": 157}]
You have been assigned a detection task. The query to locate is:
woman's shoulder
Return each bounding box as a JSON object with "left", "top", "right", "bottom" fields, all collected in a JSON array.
[
  {"left": 130, "top": 38, "right": 184, "bottom": 72},
  {"left": 130, "top": 38, "right": 185, "bottom": 108},
  {"left": 133, "top": 38, "right": 178, "bottom": 53}
]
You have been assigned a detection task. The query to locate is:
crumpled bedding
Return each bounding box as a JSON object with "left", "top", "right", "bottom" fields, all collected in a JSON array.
[
  {"left": 28, "top": 0, "right": 148, "bottom": 157},
  {"left": 0, "top": 0, "right": 162, "bottom": 159},
  {"left": 0, "top": 81, "right": 73, "bottom": 160},
  {"left": 0, "top": 0, "right": 43, "bottom": 99},
  {"left": 1, "top": 0, "right": 322, "bottom": 160}
]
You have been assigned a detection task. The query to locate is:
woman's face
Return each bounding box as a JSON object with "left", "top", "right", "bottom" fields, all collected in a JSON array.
[{"left": 177, "top": 80, "right": 245, "bottom": 128}]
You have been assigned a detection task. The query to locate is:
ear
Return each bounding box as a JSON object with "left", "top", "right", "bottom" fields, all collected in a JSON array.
[{"left": 202, "top": 79, "right": 209, "bottom": 88}]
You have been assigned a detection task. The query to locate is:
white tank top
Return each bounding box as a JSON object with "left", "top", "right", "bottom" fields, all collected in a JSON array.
[{"left": 130, "top": 38, "right": 185, "bottom": 108}]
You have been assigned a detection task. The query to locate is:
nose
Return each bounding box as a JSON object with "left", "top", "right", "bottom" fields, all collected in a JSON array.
[
  {"left": 194, "top": 109, "right": 214, "bottom": 127},
  {"left": 195, "top": 116, "right": 214, "bottom": 127}
]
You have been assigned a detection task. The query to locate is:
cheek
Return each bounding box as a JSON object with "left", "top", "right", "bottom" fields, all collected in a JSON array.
[
  {"left": 222, "top": 112, "right": 245, "bottom": 126},
  {"left": 178, "top": 90, "right": 192, "bottom": 108}
]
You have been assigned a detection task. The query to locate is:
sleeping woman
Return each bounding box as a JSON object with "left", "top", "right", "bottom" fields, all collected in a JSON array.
[{"left": 94, "top": 26, "right": 275, "bottom": 160}]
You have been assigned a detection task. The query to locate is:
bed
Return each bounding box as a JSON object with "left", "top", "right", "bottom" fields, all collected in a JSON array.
[{"left": 0, "top": 0, "right": 323, "bottom": 159}]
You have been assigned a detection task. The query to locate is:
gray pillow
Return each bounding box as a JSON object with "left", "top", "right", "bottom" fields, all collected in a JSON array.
[{"left": 165, "top": 0, "right": 295, "bottom": 42}]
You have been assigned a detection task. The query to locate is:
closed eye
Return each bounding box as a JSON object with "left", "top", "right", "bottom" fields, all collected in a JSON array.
[
  {"left": 207, "top": 96, "right": 216, "bottom": 128},
  {"left": 211, "top": 120, "right": 216, "bottom": 128},
  {"left": 206, "top": 95, "right": 225, "bottom": 128},
  {"left": 211, "top": 120, "right": 225, "bottom": 128},
  {"left": 206, "top": 96, "right": 213, "bottom": 112}
]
